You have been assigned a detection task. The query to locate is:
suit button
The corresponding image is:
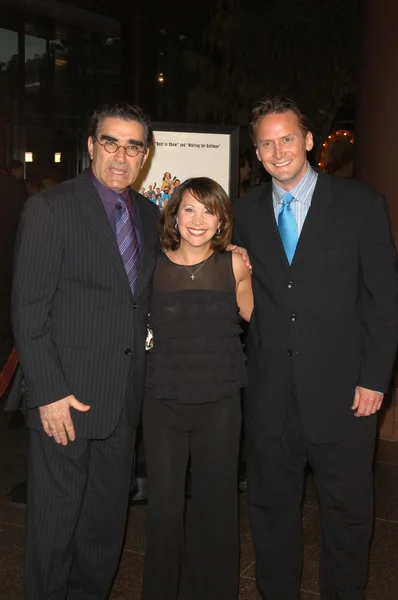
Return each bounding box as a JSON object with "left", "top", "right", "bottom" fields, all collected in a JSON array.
[
  {"left": 132, "top": 303, "right": 138, "bottom": 309},
  {"left": 287, "top": 281, "right": 295, "bottom": 289},
  {"left": 290, "top": 314, "right": 297, "bottom": 322},
  {"left": 124, "top": 348, "right": 131, "bottom": 355},
  {"left": 287, "top": 349, "right": 292, "bottom": 356}
]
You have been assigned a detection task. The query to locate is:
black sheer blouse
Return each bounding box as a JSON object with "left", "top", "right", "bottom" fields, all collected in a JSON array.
[{"left": 145, "top": 251, "right": 247, "bottom": 404}]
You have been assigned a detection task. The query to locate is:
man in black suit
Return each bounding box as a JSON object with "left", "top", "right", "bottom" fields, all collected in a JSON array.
[
  {"left": 6, "top": 103, "right": 159, "bottom": 599},
  {"left": 233, "top": 97, "right": 398, "bottom": 600}
]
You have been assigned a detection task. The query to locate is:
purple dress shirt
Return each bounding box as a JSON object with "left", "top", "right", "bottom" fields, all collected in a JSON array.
[{"left": 89, "top": 169, "right": 140, "bottom": 245}]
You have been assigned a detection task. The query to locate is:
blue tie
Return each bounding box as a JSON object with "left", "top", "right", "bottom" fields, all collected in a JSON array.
[
  {"left": 278, "top": 192, "right": 298, "bottom": 264},
  {"left": 116, "top": 197, "right": 140, "bottom": 294}
]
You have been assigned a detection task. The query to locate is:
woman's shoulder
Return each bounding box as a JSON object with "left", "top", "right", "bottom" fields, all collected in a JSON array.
[
  {"left": 231, "top": 250, "right": 250, "bottom": 282},
  {"left": 213, "top": 249, "right": 232, "bottom": 263},
  {"left": 156, "top": 250, "right": 172, "bottom": 266}
]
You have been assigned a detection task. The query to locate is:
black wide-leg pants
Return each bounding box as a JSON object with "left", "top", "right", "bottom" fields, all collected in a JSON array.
[
  {"left": 142, "top": 394, "right": 241, "bottom": 600},
  {"left": 246, "top": 385, "right": 376, "bottom": 600},
  {"left": 25, "top": 405, "right": 136, "bottom": 600}
]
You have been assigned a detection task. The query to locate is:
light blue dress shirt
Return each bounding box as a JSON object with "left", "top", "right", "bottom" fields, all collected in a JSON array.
[{"left": 272, "top": 162, "right": 318, "bottom": 237}]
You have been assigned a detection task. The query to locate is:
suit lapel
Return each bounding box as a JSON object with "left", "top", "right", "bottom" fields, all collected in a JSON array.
[
  {"left": 75, "top": 170, "right": 132, "bottom": 291},
  {"left": 129, "top": 189, "right": 154, "bottom": 299},
  {"left": 291, "top": 172, "right": 333, "bottom": 268},
  {"left": 256, "top": 184, "right": 292, "bottom": 268},
  {"left": 259, "top": 172, "right": 334, "bottom": 269}
]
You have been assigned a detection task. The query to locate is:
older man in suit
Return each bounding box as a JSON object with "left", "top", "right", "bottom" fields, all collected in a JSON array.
[
  {"left": 233, "top": 96, "right": 398, "bottom": 600},
  {"left": 6, "top": 103, "right": 159, "bottom": 599}
]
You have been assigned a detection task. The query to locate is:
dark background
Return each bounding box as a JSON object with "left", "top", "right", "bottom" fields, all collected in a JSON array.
[{"left": 0, "top": 0, "right": 358, "bottom": 182}]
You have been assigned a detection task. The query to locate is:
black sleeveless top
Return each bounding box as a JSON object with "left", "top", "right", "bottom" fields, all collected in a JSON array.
[{"left": 145, "top": 251, "right": 247, "bottom": 404}]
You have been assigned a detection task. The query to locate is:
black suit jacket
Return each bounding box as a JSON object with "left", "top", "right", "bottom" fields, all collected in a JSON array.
[
  {"left": 6, "top": 170, "right": 159, "bottom": 438},
  {"left": 234, "top": 172, "right": 398, "bottom": 443}
]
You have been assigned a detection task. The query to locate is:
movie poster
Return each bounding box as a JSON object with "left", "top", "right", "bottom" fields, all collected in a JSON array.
[{"left": 133, "top": 125, "right": 239, "bottom": 210}]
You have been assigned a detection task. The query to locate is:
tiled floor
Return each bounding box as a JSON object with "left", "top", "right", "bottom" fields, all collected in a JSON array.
[{"left": 1, "top": 406, "right": 397, "bottom": 599}]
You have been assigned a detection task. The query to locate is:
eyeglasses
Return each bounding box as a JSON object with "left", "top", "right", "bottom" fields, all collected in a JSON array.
[{"left": 94, "top": 138, "right": 146, "bottom": 158}]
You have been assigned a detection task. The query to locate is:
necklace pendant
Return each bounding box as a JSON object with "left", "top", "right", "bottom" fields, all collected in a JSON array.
[{"left": 191, "top": 274, "right": 195, "bottom": 280}]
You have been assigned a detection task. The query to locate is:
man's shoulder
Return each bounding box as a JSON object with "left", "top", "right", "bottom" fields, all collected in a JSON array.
[
  {"left": 24, "top": 178, "right": 76, "bottom": 213},
  {"left": 320, "top": 172, "right": 382, "bottom": 205},
  {"left": 47, "top": 178, "right": 76, "bottom": 198},
  {"left": 26, "top": 170, "right": 97, "bottom": 211},
  {"left": 234, "top": 182, "right": 272, "bottom": 216},
  {"left": 130, "top": 188, "right": 160, "bottom": 220}
]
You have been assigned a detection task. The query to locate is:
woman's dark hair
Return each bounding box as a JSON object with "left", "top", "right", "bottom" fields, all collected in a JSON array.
[
  {"left": 249, "top": 95, "right": 309, "bottom": 143},
  {"left": 159, "top": 177, "right": 234, "bottom": 251},
  {"left": 88, "top": 103, "right": 153, "bottom": 147}
]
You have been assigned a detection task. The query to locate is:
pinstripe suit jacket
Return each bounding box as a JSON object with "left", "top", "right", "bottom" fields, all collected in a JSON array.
[{"left": 5, "top": 169, "right": 159, "bottom": 438}]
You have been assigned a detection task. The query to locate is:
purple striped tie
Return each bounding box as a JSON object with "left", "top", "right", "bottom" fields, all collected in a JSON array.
[{"left": 116, "top": 196, "right": 140, "bottom": 293}]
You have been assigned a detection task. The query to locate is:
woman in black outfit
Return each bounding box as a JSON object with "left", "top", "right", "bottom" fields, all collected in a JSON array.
[{"left": 142, "top": 177, "right": 253, "bottom": 600}]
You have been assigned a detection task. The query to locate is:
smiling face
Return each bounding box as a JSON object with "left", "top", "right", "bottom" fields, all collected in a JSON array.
[
  {"left": 255, "top": 110, "right": 313, "bottom": 191},
  {"left": 88, "top": 117, "right": 149, "bottom": 192},
  {"left": 176, "top": 191, "right": 220, "bottom": 251}
]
